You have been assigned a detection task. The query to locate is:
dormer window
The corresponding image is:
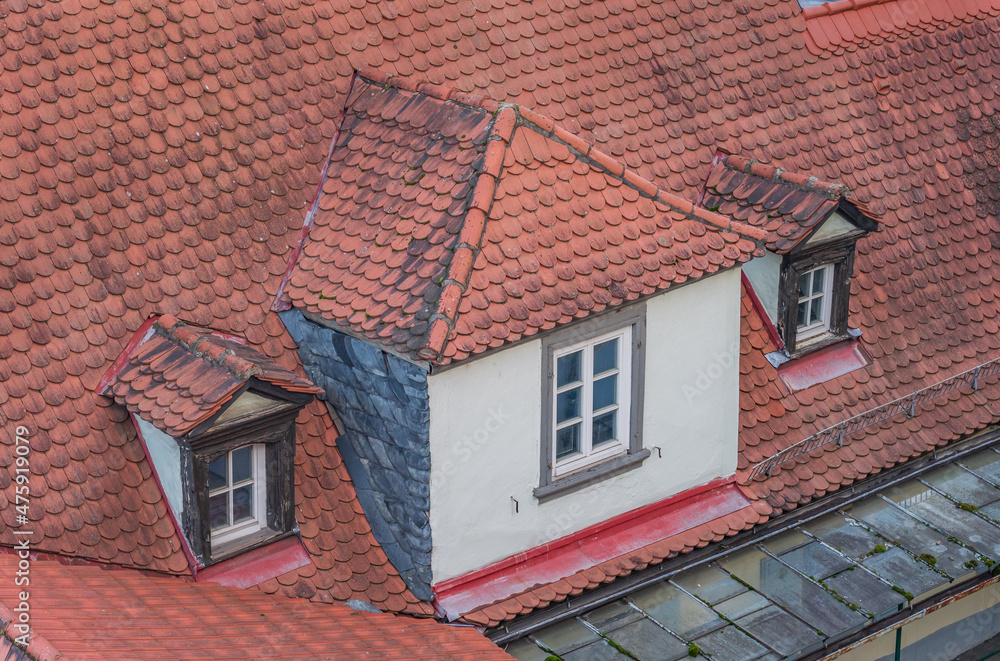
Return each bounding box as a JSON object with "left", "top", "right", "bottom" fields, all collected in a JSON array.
[
  {"left": 100, "top": 315, "right": 323, "bottom": 565},
  {"left": 779, "top": 234, "right": 858, "bottom": 355},
  {"left": 701, "top": 155, "right": 880, "bottom": 358},
  {"left": 536, "top": 305, "right": 650, "bottom": 501}
]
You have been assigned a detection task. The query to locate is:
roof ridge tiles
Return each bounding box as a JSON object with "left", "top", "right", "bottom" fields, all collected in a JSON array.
[
  {"left": 418, "top": 106, "right": 518, "bottom": 361},
  {"left": 514, "top": 110, "right": 767, "bottom": 246},
  {"left": 153, "top": 316, "right": 262, "bottom": 380},
  {"left": 723, "top": 154, "right": 849, "bottom": 199},
  {"left": 352, "top": 73, "right": 768, "bottom": 253}
]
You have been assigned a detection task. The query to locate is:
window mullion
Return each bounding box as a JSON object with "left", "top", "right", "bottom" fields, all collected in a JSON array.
[{"left": 583, "top": 346, "right": 593, "bottom": 457}]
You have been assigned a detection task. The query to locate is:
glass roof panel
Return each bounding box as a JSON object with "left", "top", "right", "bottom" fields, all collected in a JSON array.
[
  {"left": 772, "top": 540, "right": 854, "bottom": 580},
  {"left": 604, "top": 618, "right": 691, "bottom": 661},
  {"left": 860, "top": 547, "right": 947, "bottom": 601},
  {"left": 692, "top": 625, "right": 770, "bottom": 661},
  {"left": 672, "top": 564, "right": 747, "bottom": 605},
  {"left": 822, "top": 566, "right": 907, "bottom": 621},
  {"left": 531, "top": 617, "right": 600, "bottom": 655},
  {"left": 959, "top": 448, "right": 1000, "bottom": 484},
  {"left": 717, "top": 547, "right": 868, "bottom": 637},
  {"left": 629, "top": 580, "right": 726, "bottom": 639},
  {"left": 733, "top": 604, "right": 822, "bottom": 657},
  {"left": 920, "top": 464, "right": 1000, "bottom": 508},
  {"left": 848, "top": 496, "right": 977, "bottom": 579},
  {"left": 801, "top": 512, "right": 885, "bottom": 560}
]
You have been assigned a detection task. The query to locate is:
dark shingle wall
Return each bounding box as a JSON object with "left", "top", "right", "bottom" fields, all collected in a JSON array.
[{"left": 281, "top": 310, "right": 433, "bottom": 601}]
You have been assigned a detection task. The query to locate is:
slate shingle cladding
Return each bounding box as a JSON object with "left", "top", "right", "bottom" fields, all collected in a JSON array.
[{"left": 281, "top": 309, "right": 433, "bottom": 601}]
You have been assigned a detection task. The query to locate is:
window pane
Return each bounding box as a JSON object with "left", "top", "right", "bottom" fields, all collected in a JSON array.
[
  {"left": 593, "top": 375, "right": 617, "bottom": 411},
  {"left": 557, "top": 351, "right": 582, "bottom": 387},
  {"left": 232, "top": 485, "right": 254, "bottom": 524},
  {"left": 593, "top": 411, "right": 617, "bottom": 447},
  {"left": 232, "top": 446, "right": 252, "bottom": 484},
  {"left": 810, "top": 297, "right": 823, "bottom": 324},
  {"left": 798, "top": 272, "right": 810, "bottom": 297},
  {"left": 556, "top": 387, "right": 581, "bottom": 423},
  {"left": 812, "top": 267, "right": 825, "bottom": 294},
  {"left": 593, "top": 338, "right": 619, "bottom": 375},
  {"left": 556, "top": 424, "right": 581, "bottom": 459},
  {"left": 208, "top": 455, "right": 228, "bottom": 491},
  {"left": 209, "top": 492, "right": 229, "bottom": 530},
  {"left": 797, "top": 301, "right": 808, "bottom": 328}
]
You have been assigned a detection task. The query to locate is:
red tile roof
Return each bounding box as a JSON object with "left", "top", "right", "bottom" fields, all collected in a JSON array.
[
  {"left": 0, "top": 0, "right": 999, "bottom": 635},
  {"left": 801, "top": 0, "right": 1000, "bottom": 54},
  {"left": 0, "top": 555, "right": 511, "bottom": 660},
  {"left": 702, "top": 155, "right": 876, "bottom": 254},
  {"left": 282, "top": 72, "right": 766, "bottom": 365},
  {"left": 102, "top": 315, "right": 322, "bottom": 437}
]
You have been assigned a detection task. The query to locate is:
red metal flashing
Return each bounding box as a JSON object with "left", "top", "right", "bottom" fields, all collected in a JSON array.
[
  {"left": 778, "top": 338, "right": 871, "bottom": 393},
  {"left": 95, "top": 315, "right": 159, "bottom": 396},
  {"left": 271, "top": 72, "right": 359, "bottom": 313},
  {"left": 196, "top": 535, "right": 312, "bottom": 589},
  {"left": 741, "top": 272, "right": 784, "bottom": 351},
  {"left": 696, "top": 149, "right": 730, "bottom": 207},
  {"left": 433, "top": 476, "right": 746, "bottom": 619}
]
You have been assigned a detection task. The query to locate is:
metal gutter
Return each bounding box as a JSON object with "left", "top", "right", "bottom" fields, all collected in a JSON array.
[{"left": 489, "top": 426, "right": 1000, "bottom": 646}]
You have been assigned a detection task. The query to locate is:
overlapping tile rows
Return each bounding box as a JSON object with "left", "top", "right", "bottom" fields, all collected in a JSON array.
[
  {"left": 103, "top": 315, "right": 322, "bottom": 437},
  {"left": 285, "top": 73, "right": 766, "bottom": 365},
  {"left": 702, "top": 155, "right": 864, "bottom": 254},
  {"left": 802, "top": 0, "right": 1000, "bottom": 54},
  {"left": 0, "top": 555, "right": 512, "bottom": 660},
  {"left": 732, "top": 28, "right": 1000, "bottom": 515},
  {"left": 0, "top": 0, "right": 1000, "bottom": 636}
]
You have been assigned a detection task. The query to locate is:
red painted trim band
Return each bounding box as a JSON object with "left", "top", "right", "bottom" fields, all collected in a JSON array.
[{"left": 434, "top": 475, "right": 737, "bottom": 595}]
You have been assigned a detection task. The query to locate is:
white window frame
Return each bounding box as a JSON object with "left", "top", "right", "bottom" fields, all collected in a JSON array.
[
  {"left": 208, "top": 444, "right": 267, "bottom": 546},
  {"left": 551, "top": 327, "right": 632, "bottom": 477},
  {"left": 795, "top": 263, "right": 834, "bottom": 342}
]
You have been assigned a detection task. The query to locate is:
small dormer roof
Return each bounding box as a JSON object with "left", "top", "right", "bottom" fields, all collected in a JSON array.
[
  {"left": 701, "top": 155, "right": 879, "bottom": 255},
  {"left": 100, "top": 315, "right": 322, "bottom": 438}
]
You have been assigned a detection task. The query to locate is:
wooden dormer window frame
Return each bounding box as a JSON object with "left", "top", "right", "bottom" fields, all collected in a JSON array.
[
  {"left": 180, "top": 383, "right": 310, "bottom": 565},
  {"left": 778, "top": 236, "right": 857, "bottom": 357}
]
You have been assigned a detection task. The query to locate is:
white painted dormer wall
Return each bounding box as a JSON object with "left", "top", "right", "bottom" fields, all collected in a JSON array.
[{"left": 426, "top": 267, "right": 743, "bottom": 582}]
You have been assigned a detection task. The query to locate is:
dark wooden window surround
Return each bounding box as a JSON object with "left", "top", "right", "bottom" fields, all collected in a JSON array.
[
  {"left": 179, "top": 384, "right": 309, "bottom": 565},
  {"left": 778, "top": 235, "right": 858, "bottom": 357}
]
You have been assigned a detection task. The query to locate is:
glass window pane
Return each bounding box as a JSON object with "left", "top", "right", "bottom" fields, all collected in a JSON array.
[
  {"left": 798, "top": 272, "right": 810, "bottom": 297},
  {"left": 209, "top": 492, "right": 229, "bottom": 530},
  {"left": 208, "top": 455, "right": 228, "bottom": 491},
  {"left": 812, "top": 267, "right": 825, "bottom": 294},
  {"left": 797, "top": 301, "right": 808, "bottom": 328},
  {"left": 557, "top": 351, "right": 582, "bottom": 387},
  {"left": 593, "top": 375, "right": 617, "bottom": 411},
  {"left": 593, "top": 338, "right": 619, "bottom": 375},
  {"left": 810, "top": 297, "right": 823, "bottom": 324},
  {"left": 231, "top": 446, "right": 252, "bottom": 484},
  {"left": 556, "top": 387, "right": 581, "bottom": 423},
  {"left": 593, "top": 411, "right": 617, "bottom": 446},
  {"left": 232, "top": 485, "right": 254, "bottom": 523},
  {"left": 556, "top": 424, "right": 581, "bottom": 459}
]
